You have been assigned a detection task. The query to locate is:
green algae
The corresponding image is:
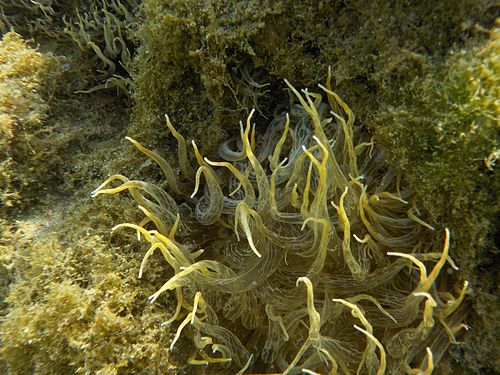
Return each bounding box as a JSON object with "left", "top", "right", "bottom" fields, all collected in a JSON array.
[
  {"left": 373, "top": 25, "right": 499, "bottom": 373},
  {"left": 0, "top": 217, "right": 178, "bottom": 374},
  {"left": 0, "top": 31, "right": 61, "bottom": 209}
]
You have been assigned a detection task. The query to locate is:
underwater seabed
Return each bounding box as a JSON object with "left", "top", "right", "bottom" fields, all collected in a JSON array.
[{"left": 92, "top": 73, "right": 470, "bottom": 374}]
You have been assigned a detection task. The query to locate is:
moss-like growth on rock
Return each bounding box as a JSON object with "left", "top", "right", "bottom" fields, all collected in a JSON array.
[
  {"left": 374, "top": 25, "right": 499, "bottom": 373},
  {"left": 0, "top": 31, "right": 60, "bottom": 208},
  {"left": 0, "top": 216, "right": 178, "bottom": 374},
  {"left": 131, "top": 0, "right": 496, "bottom": 154},
  {"left": 130, "top": 0, "right": 279, "bottom": 154}
]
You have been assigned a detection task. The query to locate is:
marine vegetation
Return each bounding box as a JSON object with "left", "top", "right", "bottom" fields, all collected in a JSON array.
[
  {"left": 92, "top": 72, "right": 469, "bottom": 374},
  {"left": 373, "top": 26, "right": 499, "bottom": 371},
  {"left": 0, "top": 31, "right": 60, "bottom": 209}
]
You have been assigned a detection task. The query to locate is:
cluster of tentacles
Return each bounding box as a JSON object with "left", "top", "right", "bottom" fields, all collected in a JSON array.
[
  {"left": 63, "top": 0, "right": 136, "bottom": 93},
  {"left": 0, "top": 0, "right": 60, "bottom": 34},
  {"left": 92, "top": 72, "right": 469, "bottom": 374}
]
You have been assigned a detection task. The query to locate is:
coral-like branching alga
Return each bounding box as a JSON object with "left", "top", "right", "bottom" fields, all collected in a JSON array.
[{"left": 92, "top": 70, "right": 469, "bottom": 374}]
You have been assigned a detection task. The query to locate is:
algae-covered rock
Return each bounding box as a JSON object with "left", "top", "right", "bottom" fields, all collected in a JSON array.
[
  {"left": 374, "top": 25, "right": 499, "bottom": 373},
  {"left": 0, "top": 218, "right": 177, "bottom": 374},
  {"left": 131, "top": 0, "right": 497, "bottom": 156},
  {"left": 0, "top": 31, "right": 59, "bottom": 208}
]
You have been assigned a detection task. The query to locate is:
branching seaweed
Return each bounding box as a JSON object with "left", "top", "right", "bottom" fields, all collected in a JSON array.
[{"left": 93, "top": 71, "right": 469, "bottom": 374}]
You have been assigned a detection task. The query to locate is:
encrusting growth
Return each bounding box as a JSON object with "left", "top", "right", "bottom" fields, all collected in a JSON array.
[{"left": 92, "top": 70, "right": 469, "bottom": 374}]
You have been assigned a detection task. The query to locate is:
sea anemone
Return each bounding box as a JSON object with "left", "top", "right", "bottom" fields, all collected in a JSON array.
[{"left": 92, "top": 70, "right": 468, "bottom": 374}]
